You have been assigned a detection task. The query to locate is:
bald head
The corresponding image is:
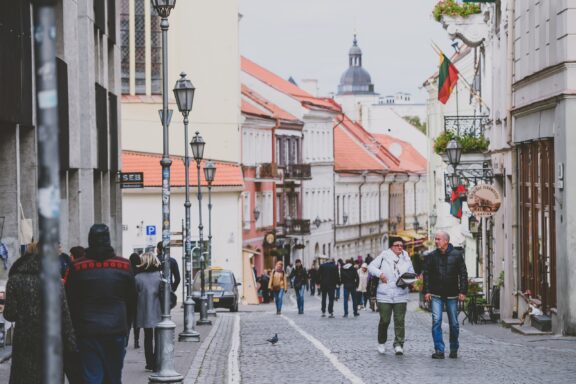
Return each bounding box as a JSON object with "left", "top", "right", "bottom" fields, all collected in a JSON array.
[{"left": 434, "top": 230, "right": 450, "bottom": 252}]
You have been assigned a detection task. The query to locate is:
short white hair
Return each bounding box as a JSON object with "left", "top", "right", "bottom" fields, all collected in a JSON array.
[{"left": 435, "top": 230, "right": 450, "bottom": 242}]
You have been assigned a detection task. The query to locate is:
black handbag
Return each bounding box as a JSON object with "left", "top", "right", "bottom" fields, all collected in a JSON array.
[
  {"left": 367, "top": 258, "right": 385, "bottom": 298},
  {"left": 396, "top": 272, "right": 418, "bottom": 288}
]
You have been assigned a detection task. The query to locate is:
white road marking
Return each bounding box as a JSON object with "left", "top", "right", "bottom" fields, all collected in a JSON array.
[
  {"left": 282, "top": 315, "right": 366, "bottom": 384},
  {"left": 227, "top": 314, "right": 241, "bottom": 384}
]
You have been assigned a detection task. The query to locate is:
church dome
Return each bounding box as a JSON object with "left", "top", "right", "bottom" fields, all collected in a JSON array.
[{"left": 337, "top": 35, "right": 376, "bottom": 95}]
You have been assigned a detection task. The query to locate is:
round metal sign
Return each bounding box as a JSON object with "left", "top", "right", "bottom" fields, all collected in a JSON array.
[{"left": 467, "top": 184, "right": 501, "bottom": 218}]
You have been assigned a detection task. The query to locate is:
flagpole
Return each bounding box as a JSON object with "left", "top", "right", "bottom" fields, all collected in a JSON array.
[{"left": 431, "top": 41, "right": 490, "bottom": 111}]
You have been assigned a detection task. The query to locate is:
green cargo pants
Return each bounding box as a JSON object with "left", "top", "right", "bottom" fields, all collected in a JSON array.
[{"left": 377, "top": 302, "right": 407, "bottom": 347}]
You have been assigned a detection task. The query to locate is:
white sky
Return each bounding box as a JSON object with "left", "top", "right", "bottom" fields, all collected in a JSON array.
[{"left": 239, "top": 0, "right": 455, "bottom": 102}]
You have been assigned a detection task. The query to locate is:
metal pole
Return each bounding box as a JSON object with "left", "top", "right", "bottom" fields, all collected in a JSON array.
[
  {"left": 33, "top": 2, "right": 62, "bottom": 382},
  {"left": 196, "top": 160, "right": 211, "bottom": 325},
  {"left": 149, "top": 13, "right": 183, "bottom": 384},
  {"left": 179, "top": 112, "right": 199, "bottom": 341},
  {"left": 208, "top": 182, "right": 213, "bottom": 267}
]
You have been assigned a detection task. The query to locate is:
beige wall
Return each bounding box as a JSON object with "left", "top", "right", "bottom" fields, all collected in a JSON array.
[{"left": 122, "top": 0, "right": 241, "bottom": 163}]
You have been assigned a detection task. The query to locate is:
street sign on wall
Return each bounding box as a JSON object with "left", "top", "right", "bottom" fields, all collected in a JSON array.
[{"left": 120, "top": 172, "right": 144, "bottom": 188}]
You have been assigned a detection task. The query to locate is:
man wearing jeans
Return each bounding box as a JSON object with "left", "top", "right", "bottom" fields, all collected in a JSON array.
[
  {"left": 424, "top": 230, "right": 468, "bottom": 359},
  {"left": 289, "top": 259, "right": 308, "bottom": 314}
]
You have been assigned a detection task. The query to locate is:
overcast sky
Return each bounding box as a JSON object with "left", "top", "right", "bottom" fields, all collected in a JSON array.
[{"left": 239, "top": 0, "right": 455, "bottom": 102}]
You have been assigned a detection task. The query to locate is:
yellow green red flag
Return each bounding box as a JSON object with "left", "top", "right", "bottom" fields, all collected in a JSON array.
[{"left": 438, "top": 54, "right": 459, "bottom": 104}]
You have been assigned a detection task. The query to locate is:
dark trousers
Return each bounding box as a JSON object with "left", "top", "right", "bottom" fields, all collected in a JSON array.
[
  {"left": 133, "top": 326, "right": 140, "bottom": 346},
  {"left": 143, "top": 328, "right": 156, "bottom": 369},
  {"left": 310, "top": 282, "right": 316, "bottom": 296},
  {"left": 64, "top": 348, "right": 84, "bottom": 384},
  {"left": 77, "top": 335, "right": 127, "bottom": 384},
  {"left": 321, "top": 288, "right": 335, "bottom": 314},
  {"left": 343, "top": 287, "right": 358, "bottom": 315}
]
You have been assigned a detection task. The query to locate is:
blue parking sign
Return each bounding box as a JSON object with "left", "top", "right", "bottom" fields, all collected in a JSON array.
[{"left": 146, "top": 225, "right": 156, "bottom": 236}]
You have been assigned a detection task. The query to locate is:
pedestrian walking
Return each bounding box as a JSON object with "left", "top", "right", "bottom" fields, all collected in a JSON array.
[
  {"left": 134, "top": 252, "right": 162, "bottom": 371},
  {"left": 156, "top": 241, "right": 181, "bottom": 309},
  {"left": 423, "top": 230, "right": 468, "bottom": 359},
  {"left": 341, "top": 258, "right": 360, "bottom": 317},
  {"left": 357, "top": 263, "right": 369, "bottom": 310},
  {"left": 289, "top": 259, "right": 308, "bottom": 314},
  {"left": 58, "top": 242, "right": 73, "bottom": 279},
  {"left": 318, "top": 258, "right": 339, "bottom": 318},
  {"left": 66, "top": 224, "right": 137, "bottom": 383},
  {"left": 308, "top": 264, "right": 318, "bottom": 296},
  {"left": 334, "top": 258, "right": 343, "bottom": 301},
  {"left": 368, "top": 237, "right": 415, "bottom": 356},
  {"left": 268, "top": 261, "right": 288, "bottom": 315},
  {"left": 258, "top": 270, "right": 271, "bottom": 303},
  {"left": 4, "top": 242, "right": 79, "bottom": 384},
  {"left": 129, "top": 252, "right": 142, "bottom": 349},
  {"left": 69, "top": 245, "right": 86, "bottom": 261}
]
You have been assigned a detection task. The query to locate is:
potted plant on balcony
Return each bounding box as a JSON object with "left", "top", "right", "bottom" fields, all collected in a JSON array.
[
  {"left": 433, "top": 0, "right": 489, "bottom": 47},
  {"left": 434, "top": 130, "right": 489, "bottom": 164}
]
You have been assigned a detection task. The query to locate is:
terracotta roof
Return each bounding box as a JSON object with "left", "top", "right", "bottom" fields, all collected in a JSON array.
[
  {"left": 241, "top": 99, "right": 272, "bottom": 119},
  {"left": 374, "top": 134, "right": 427, "bottom": 173},
  {"left": 241, "top": 84, "right": 300, "bottom": 122},
  {"left": 334, "top": 125, "right": 387, "bottom": 172},
  {"left": 122, "top": 151, "right": 244, "bottom": 187},
  {"left": 337, "top": 115, "right": 402, "bottom": 171},
  {"left": 241, "top": 56, "right": 340, "bottom": 112}
]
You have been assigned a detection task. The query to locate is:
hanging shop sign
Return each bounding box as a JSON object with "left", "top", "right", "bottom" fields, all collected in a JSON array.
[{"left": 467, "top": 184, "right": 501, "bottom": 218}]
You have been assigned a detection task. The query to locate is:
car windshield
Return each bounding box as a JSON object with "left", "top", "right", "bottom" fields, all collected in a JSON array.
[{"left": 192, "top": 270, "right": 233, "bottom": 291}]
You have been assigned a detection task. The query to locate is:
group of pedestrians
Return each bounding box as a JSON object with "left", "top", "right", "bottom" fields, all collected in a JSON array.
[
  {"left": 258, "top": 230, "right": 468, "bottom": 361},
  {"left": 3, "top": 224, "right": 181, "bottom": 384}
]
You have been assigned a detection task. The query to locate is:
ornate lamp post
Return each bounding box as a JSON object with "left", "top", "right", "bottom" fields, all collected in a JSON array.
[
  {"left": 446, "top": 139, "right": 462, "bottom": 168},
  {"left": 173, "top": 72, "right": 200, "bottom": 342},
  {"left": 191, "top": 132, "right": 211, "bottom": 325},
  {"left": 203, "top": 161, "right": 217, "bottom": 316},
  {"left": 149, "top": 0, "right": 183, "bottom": 382}
]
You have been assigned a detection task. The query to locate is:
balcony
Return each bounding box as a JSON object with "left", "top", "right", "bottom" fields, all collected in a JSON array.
[
  {"left": 444, "top": 115, "right": 489, "bottom": 138},
  {"left": 283, "top": 163, "right": 312, "bottom": 180},
  {"left": 277, "top": 219, "right": 311, "bottom": 235},
  {"left": 256, "top": 163, "right": 279, "bottom": 179}
]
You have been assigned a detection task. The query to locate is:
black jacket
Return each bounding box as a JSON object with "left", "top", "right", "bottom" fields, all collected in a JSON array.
[
  {"left": 66, "top": 246, "right": 137, "bottom": 337},
  {"left": 340, "top": 263, "right": 359, "bottom": 289},
  {"left": 317, "top": 261, "right": 339, "bottom": 290},
  {"left": 423, "top": 245, "right": 468, "bottom": 298},
  {"left": 289, "top": 266, "right": 308, "bottom": 289},
  {"left": 158, "top": 253, "right": 181, "bottom": 292}
]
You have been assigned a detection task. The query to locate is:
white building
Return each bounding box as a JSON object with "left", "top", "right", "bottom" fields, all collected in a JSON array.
[
  {"left": 118, "top": 0, "right": 244, "bottom": 294},
  {"left": 241, "top": 57, "right": 339, "bottom": 268}
]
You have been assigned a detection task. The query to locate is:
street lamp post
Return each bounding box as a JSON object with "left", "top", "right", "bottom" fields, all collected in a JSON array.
[
  {"left": 173, "top": 72, "right": 200, "bottom": 342},
  {"left": 150, "top": 1, "right": 183, "bottom": 382},
  {"left": 203, "top": 161, "right": 217, "bottom": 317},
  {"left": 191, "top": 132, "right": 212, "bottom": 326}
]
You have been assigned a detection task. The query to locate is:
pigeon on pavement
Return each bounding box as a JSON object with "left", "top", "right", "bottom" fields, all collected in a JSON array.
[{"left": 267, "top": 333, "right": 278, "bottom": 345}]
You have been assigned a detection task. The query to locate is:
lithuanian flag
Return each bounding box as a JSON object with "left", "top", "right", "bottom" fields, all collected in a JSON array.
[{"left": 438, "top": 54, "right": 459, "bottom": 104}]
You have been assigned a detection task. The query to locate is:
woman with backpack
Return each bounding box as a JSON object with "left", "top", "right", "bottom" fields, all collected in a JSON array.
[{"left": 268, "top": 261, "right": 288, "bottom": 315}]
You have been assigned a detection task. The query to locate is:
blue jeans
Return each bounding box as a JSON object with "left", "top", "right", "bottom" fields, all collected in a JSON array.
[
  {"left": 335, "top": 285, "right": 340, "bottom": 300},
  {"left": 343, "top": 287, "right": 358, "bottom": 315},
  {"left": 273, "top": 289, "right": 285, "bottom": 313},
  {"left": 77, "top": 335, "right": 128, "bottom": 384},
  {"left": 431, "top": 296, "right": 459, "bottom": 353},
  {"left": 295, "top": 285, "right": 305, "bottom": 313}
]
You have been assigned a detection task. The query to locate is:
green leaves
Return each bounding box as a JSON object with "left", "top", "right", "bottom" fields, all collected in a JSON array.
[
  {"left": 433, "top": 0, "right": 482, "bottom": 22},
  {"left": 433, "top": 130, "right": 489, "bottom": 155}
]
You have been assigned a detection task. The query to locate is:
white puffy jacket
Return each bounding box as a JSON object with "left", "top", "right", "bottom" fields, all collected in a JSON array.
[{"left": 368, "top": 249, "right": 415, "bottom": 304}]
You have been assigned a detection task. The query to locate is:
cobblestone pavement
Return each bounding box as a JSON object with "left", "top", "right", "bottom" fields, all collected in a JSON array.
[{"left": 237, "top": 292, "right": 576, "bottom": 384}]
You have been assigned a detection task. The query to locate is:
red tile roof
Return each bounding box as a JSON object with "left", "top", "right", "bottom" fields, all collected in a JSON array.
[
  {"left": 241, "top": 57, "right": 341, "bottom": 112},
  {"left": 334, "top": 125, "right": 388, "bottom": 172},
  {"left": 336, "top": 115, "right": 402, "bottom": 172},
  {"left": 241, "top": 99, "right": 272, "bottom": 119},
  {"left": 241, "top": 84, "right": 300, "bottom": 122},
  {"left": 374, "top": 134, "right": 427, "bottom": 173},
  {"left": 122, "top": 151, "right": 244, "bottom": 187}
]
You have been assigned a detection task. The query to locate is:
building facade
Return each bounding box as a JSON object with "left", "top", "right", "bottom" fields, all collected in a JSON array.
[{"left": 0, "top": 0, "right": 122, "bottom": 286}]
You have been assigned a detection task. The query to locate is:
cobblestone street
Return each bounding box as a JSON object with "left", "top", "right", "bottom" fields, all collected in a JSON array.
[{"left": 233, "top": 292, "right": 576, "bottom": 384}]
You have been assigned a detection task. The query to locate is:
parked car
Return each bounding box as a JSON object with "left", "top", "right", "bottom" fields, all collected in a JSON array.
[{"left": 192, "top": 267, "right": 241, "bottom": 312}]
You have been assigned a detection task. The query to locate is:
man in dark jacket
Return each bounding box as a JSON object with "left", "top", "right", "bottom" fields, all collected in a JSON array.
[
  {"left": 66, "top": 224, "right": 137, "bottom": 383},
  {"left": 423, "top": 230, "right": 468, "bottom": 360},
  {"left": 340, "top": 258, "right": 360, "bottom": 317},
  {"left": 318, "top": 258, "right": 340, "bottom": 318},
  {"left": 308, "top": 264, "right": 318, "bottom": 296},
  {"left": 156, "top": 241, "right": 181, "bottom": 309}
]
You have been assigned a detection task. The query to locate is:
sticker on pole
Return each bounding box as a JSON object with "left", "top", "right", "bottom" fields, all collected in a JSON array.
[{"left": 467, "top": 184, "right": 501, "bottom": 218}]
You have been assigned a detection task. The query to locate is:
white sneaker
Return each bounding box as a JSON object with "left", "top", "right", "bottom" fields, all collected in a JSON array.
[
  {"left": 377, "top": 344, "right": 386, "bottom": 354},
  {"left": 394, "top": 345, "right": 404, "bottom": 355}
]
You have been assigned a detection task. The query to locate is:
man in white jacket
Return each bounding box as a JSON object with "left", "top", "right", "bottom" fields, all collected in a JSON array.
[{"left": 368, "top": 237, "right": 415, "bottom": 356}]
